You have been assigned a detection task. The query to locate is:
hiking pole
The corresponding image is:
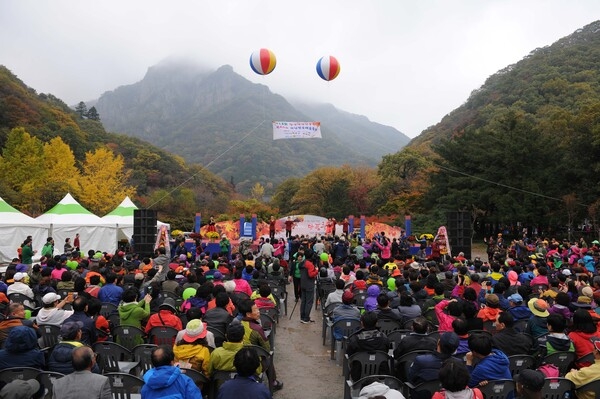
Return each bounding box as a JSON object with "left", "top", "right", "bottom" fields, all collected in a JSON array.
[{"left": 289, "top": 298, "right": 299, "bottom": 320}]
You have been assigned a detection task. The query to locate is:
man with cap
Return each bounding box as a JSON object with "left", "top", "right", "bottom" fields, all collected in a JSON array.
[
  {"left": 566, "top": 336, "right": 600, "bottom": 399},
  {"left": 35, "top": 292, "right": 74, "bottom": 325},
  {"left": 330, "top": 290, "right": 361, "bottom": 340},
  {"left": 52, "top": 346, "right": 111, "bottom": 399},
  {"left": 492, "top": 312, "right": 534, "bottom": 356},
  {"left": 6, "top": 272, "right": 35, "bottom": 308},
  {"left": 48, "top": 321, "right": 99, "bottom": 375},
  {"left": 0, "top": 378, "right": 42, "bottom": 399},
  {"left": 408, "top": 331, "right": 460, "bottom": 386},
  {"left": 144, "top": 297, "right": 183, "bottom": 334},
  {"left": 506, "top": 293, "right": 533, "bottom": 320},
  {"left": 525, "top": 298, "right": 550, "bottom": 338},
  {"left": 515, "top": 369, "right": 545, "bottom": 399}
]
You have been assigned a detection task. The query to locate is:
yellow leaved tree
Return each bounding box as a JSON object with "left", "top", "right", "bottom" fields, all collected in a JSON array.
[{"left": 75, "top": 147, "right": 136, "bottom": 215}]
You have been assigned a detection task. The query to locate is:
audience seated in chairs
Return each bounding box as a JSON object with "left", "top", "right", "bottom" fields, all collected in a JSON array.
[
  {"left": 540, "top": 313, "right": 574, "bottom": 358},
  {"left": 181, "top": 307, "right": 215, "bottom": 345},
  {"left": 52, "top": 346, "right": 111, "bottom": 399},
  {"left": 324, "top": 279, "right": 345, "bottom": 308},
  {"left": 48, "top": 321, "right": 100, "bottom": 374},
  {"left": 408, "top": 331, "right": 460, "bottom": 386},
  {"left": 35, "top": 292, "right": 74, "bottom": 325},
  {"left": 141, "top": 345, "right": 201, "bottom": 399},
  {"left": 374, "top": 293, "right": 403, "bottom": 322},
  {"left": 491, "top": 312, "right": 534, "bottom": 356},
  {"left": 346, "top": 312, "right": 390, "bottom": 380},
  {"left": 432, "top": 359, "right": 483, "bottom": 399},
  {"left": 208, "top": 322, "right": 247, "bottom": 375},
  {"left": 0, "top": 303, "right": 36, "bottom": 348},
  {"left": 144, "top": 298, "right": 183, "bottom": 334},
  {"left": 63, "top": 296, "right": 98, "bottom": 346},
  {"left": 118, "top": 288, "right": 151, "bottom": 329},
  {"left": 173, "top": 319, "right": 212, "bottom": 377},
  {"left": 0, "top": 326, "right": 45, "bottom": 370},
  {"left": 567, "top": 337, "right": 600, "bottom": 399},
  {"left": 358, "top": 377, "right": 405, "bottom": 399},
  {"left": 394, "top": 316, "right": 437, "bottom": 359},
  {"left": 465, "top": 333, "right": 512, "bottom": 388},
  {"left": 217, "top": 347, "right": 271, "bottom": 399},
  {"left": 514, "top": 369, "right": 545, "bottom": 399}
]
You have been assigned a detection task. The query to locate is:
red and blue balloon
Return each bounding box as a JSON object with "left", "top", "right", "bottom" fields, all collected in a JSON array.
[{"left": 316, "top": 56, "right": 341, "bottom": 81}]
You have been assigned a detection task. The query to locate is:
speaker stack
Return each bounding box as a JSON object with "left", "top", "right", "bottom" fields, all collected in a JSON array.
[
  {"left": 133, "top": 209, "right": 157, "bottom": 258},
  {"left": 446, "top": 211, "right": 472, "bottom": 259}
]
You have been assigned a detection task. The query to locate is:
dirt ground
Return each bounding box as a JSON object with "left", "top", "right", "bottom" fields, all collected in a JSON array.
[
  {"left": 271, "top": 243, "right": 488, "bottom": 399},
  {"left": 273, "top": 302, "right": 343, "bottom": 399}
]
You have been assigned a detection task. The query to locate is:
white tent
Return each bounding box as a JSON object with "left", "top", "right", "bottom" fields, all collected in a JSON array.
[
  {"left": 102, "top": 196, "right": 170, "bottom": 241},
  {"left": 0, "top": 197, "right": 49, "bottom": 264},
  {"left": 35, "top": 193, "right": 117, "bottom": 256}
]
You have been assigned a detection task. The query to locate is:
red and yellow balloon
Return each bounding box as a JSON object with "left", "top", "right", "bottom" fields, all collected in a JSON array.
[{"left": 249, "top": 48, "right": 277, "bottom": 75}]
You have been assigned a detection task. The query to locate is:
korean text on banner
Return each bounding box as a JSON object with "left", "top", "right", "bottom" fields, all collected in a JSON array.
[{"left": 272, "top": 121, "right": 322, "bottom": 140}]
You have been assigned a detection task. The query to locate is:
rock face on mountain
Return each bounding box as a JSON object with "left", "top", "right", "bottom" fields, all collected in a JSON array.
[{"left": 95, "top": 61, "right": 409, "bottom": 193}]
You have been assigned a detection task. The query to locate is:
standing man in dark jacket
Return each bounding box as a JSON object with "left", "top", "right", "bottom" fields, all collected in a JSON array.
[{"left": 298, "top": 252, "right": 316, "bottom": 323}]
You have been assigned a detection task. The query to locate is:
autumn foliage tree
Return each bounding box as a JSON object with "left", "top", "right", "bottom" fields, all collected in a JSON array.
[{"left": 75, "top": 147, "right": 136, "bottom": 215}]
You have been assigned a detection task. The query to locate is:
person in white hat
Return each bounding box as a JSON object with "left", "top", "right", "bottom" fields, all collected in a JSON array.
[
  {"left": 35, "top": 292, "right": 74, "bottom": 325},
  {"left": 6, "top": 272, "right": 35, "bottom": 308}
]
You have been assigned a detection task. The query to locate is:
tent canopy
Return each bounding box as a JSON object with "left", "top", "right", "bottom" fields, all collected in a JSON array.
[
  {"left": 36, "top": 193, "right": 116, "bottom": 256},
  {"left": 0, "top": 197, "right": 49, "bottom": 264},
  {"left": 102, "top": 196, "right": 170, "bottom": 241}
]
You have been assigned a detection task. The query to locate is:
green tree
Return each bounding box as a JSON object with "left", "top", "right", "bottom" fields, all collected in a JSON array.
[
  {"left": 75, "top": 101, "right": 88, "bottom": 118},
  {"left": 86, "top": 106, "right": 100, "bottom": 121},
  {"left": 270, "top": 177, "right": 301, "bottom": 215}
]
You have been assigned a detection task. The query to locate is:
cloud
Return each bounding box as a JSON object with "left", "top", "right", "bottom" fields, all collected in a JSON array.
[{"left": 1, "top": 0, "right": 599, "bottom": 137}]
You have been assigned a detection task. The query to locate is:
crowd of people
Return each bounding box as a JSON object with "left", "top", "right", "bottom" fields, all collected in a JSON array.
[{"left": 1, "top": 230, "right": 600, "bottom": 398}]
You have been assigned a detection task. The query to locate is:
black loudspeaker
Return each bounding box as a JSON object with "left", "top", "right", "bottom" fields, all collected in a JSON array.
[
  {"left": 133, "top": 209, "right": 157, "bottom": 258},
  {"left": 447, "top": 211, "right": 472, "bottom": 259}
]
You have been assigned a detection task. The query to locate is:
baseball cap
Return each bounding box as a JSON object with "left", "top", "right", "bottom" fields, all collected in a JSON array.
[
  {"left": 42, "top": 292, "right": 62, "bottom": 304},
  {"left": 13, "top": 272, "right": 26, "bottom": 282},
  {"left": 182, "top": 319, "right": 207, "bottom": 342},
  {"left": 507, "top": 293, "right": 523, "bottom": 304},
  {"left": 0, "top": 379, "right": 40, "bottom": 399},
  {"left": 60, "top": 321, "right": 83, "bottom": 340},
  {"left": 439, "top": 332, "right": 460, "bottom": 354},
  {"left": 485, "top": 294, "right": 499, "bottom": 307},
  {"left": 515, "top": 369, "right": 545, "bottom": 391}
]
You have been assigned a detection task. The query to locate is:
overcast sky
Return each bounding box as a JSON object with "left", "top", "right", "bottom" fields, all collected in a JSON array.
[{"left": 1, "top": 1, "right": 599, "bottom": 138}]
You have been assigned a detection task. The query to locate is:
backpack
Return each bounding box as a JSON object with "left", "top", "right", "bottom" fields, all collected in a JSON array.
[{"left": 306, "top": 260, "right": 318, "bottom": 279}]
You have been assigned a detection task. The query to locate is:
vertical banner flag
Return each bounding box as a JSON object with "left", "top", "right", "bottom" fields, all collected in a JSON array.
[{"left": 272, "top": 121, "right": 322, "bottom": 140}]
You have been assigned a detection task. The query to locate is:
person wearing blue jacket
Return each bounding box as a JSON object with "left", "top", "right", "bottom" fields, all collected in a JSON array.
[
  {"left": 0, "top": 326, "right": 45, "bottom": 370},
  {"left": 466, "top": 334, "right": 512, "bottom": 389},
  {"left": 141, "top": 345, "right": 201, "bottom": 399}
]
